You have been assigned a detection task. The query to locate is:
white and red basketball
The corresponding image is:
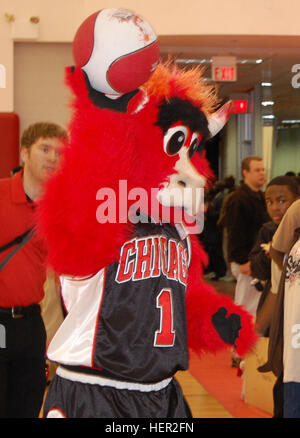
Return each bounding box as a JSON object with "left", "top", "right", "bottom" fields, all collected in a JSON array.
[{"left": 73, "top": 8, "right": 159, "bottom": 95}]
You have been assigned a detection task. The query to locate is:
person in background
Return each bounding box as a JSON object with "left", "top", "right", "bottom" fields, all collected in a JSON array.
[
  {"left": 0, "top": 122, "right": 67, "bottom": 418},
  {"left": 258, "top": 198, "right": 300, "bottom": 417},
  {"left": 250, "top": 176, "right": 300, "bottom": 320},
  {"left": 200, "top": 184, "right": 227, "bottom": 280},
  {"left": 270, "top": 198, "right": 300, "bottom": 268},
  {"left": 249, "top": 175, "right": 300, "bottom": 417},
  {"left": 226, "top": 156, "right": 269, "bottom": 317},
  {"left": 201, "top": 176, "right": 236, "bottom": 281},
  {"left": 258, "top": 197, "right": 300, "bottom": 417},
  {"left": 217, "top": 176, "right": 237, "bottom": 281}
]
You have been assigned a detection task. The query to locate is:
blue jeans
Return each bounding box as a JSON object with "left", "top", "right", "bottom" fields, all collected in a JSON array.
[{"left": 284, "top": 382, "right": 300, "bottom": 418}]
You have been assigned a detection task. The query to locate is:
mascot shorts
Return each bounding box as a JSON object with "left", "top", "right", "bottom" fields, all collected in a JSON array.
[{"left": 43, "top": 366, "right": 192, "bottom": 418}]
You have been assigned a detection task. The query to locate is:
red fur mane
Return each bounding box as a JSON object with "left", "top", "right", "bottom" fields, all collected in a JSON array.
[{"left": 37, "top": 63, "right": 218, "bottom": 275}]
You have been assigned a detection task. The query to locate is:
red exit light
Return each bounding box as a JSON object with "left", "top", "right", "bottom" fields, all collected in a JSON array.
[
  {"left": 213, "top": 66, "right": 236, "bottom": 81},
  {"left": 232, "top": 99, "right": 248, "bottom": 113}
]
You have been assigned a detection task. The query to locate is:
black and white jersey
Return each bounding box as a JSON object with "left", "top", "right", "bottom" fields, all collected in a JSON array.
[{"left": 47, "top": 221, "right": 191, "bottom": 384}]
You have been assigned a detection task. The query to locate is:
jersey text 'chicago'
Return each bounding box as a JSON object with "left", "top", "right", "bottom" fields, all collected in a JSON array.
[{"left": 47, "top": 222, "right": 191, "bottom": 383}]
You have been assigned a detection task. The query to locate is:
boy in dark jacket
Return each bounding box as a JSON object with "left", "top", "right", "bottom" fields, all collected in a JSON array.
[
  {"left": 249, "top": 175, "right": 299, "bottom": 417},
  {"left": 250, "top": 176, "right": 300, "bottom": 321}
]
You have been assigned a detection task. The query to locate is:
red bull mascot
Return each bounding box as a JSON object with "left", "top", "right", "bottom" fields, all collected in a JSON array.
[{"left": 38, "top": 8, "right": 257, "bottom": 418}]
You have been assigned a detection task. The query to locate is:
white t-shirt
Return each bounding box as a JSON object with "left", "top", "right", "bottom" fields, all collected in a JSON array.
[{"left": 282, "top": 237, "right": 300, "bottom": 383}]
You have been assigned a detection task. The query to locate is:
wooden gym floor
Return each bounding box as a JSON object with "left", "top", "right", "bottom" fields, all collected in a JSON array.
[
  {"left": 178, "top": 277, "right": 236, "bottom": 418},
  {"left": 176, "top": 369, "right": 233, "bottom": 418},
  {"left": 176, "top": 277, "right": 235, "bottom": 418}
]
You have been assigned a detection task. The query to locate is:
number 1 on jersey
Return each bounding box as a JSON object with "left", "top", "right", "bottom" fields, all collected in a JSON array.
[{"left": 154, "top": 288, "right": 176, "bottom": 347}]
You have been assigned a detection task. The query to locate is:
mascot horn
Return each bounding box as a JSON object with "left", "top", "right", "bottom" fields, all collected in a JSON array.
[{"left": 38, "top": 8, "right": 257, "bottom": 418}]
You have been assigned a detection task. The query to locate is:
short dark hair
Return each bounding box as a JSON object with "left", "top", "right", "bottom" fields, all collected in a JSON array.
[
  {"left": 21, "top": 122, "right": 67, "bottom": 149},
  {"left": 266, "top": 175, "right": 300, "bottom": 197},
  {"left": 241, "top": 155, "right": 263, "bottom": 173}
]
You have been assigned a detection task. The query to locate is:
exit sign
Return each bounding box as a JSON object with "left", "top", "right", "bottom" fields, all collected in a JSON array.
[
  {"left": 212, "top": 56, "right": 237, "bottom": 82},
  {"left": 232, "top": 99, "right": 248, "bottom": 113}
]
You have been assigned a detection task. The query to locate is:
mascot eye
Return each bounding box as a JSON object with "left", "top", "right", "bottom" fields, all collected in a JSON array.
[
  {"left": 188, "top": 133, "right": 201, "bottom": 159},
  {"left": 163, "top": 126, "right": 188, "bottom": 156}
]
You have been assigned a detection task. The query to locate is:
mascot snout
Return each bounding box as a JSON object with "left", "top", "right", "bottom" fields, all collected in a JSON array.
[{"left": 157, "top": 147, "right": 206, "bottom": 217}]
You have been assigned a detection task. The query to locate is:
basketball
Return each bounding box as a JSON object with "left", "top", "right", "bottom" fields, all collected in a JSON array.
[{"left": 72, "top": 8, "right": 159, "bottom": 95}]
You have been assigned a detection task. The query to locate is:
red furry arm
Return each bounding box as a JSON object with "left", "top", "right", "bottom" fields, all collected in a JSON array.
[
  {"left": 186, "top": 236, "right": 257, "bottom": 357},
  {"left": 37, "top": 154, "right": 133, "bottom": 276},
  {"left": 36, "top": 67, "right": 134, "bottom": 276}
]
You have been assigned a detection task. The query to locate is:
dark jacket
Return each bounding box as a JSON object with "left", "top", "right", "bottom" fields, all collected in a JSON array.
[
  {"left": 249, "top": 221, "right": 278, "bottom": 281},
  {"left": 249, "top": 221, "right": 278, "bottom": 327},
  {"left": 226, "top": 183, "right": 269, "bottom": 264}
]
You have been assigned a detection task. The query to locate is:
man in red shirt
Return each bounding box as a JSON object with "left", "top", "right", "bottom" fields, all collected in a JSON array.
[{"left": 0, "top": 122, "right": 67, "bottom": 417}]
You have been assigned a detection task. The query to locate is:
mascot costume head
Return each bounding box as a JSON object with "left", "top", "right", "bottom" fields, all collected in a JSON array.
[{"left": 39, "top": 8, "right": 257, "bottom": 419}]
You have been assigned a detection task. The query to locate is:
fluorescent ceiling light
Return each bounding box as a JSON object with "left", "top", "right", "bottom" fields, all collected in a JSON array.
[
  {"left": 261, "top": 82, "right": 272, "bottom": 87},
  {"left": 176, "top": 58, "right": 263, "bottom": 65},
  {"left": 281, "top": 120, "right": 300, "bottom": 124},
  {"left": 175, "top": 58, "right": 212, "bottom": 64},
  {"left": 262, "top": 115, "right": 275, "bottom": 119},
  {"left": 261, "top": 101, "right": 274, "bottom": 106},
  {"left": 236, "top": 59, "right": 264, "bottom": 65}
]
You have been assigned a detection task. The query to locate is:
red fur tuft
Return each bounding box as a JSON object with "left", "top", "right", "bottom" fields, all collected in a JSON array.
[{"left": 37, "top": 67, "right": 177, "bottom": 275}]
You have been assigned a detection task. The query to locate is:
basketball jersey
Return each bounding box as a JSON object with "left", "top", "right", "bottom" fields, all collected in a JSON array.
[
  {"left": 47, "top": 221, "right": 191, "bottom": 383},
  {"left": 283, "top": 236, "right": 300, "bottom": 383}
]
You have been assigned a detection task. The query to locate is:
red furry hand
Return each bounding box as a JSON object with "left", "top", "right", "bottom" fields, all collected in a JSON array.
[{"left": 211, "top": 307, "right": 242, "bottom": 346}]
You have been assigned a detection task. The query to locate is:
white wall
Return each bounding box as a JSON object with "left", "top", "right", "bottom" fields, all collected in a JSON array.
[
  {"left": 14, "top": 42, "right": 73, "bottom": 136},
  {"left": 262, "top": 125, "right": 274, "bottom": 182},
  {"left": 2, "top": 0, "right": 300, "bottom": 111},
  {"left": 220, "top": 114, "right": 239, "bottom": 180},
  {"left": 272, "top": 127, "right": 300, "bottom": 176}
]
